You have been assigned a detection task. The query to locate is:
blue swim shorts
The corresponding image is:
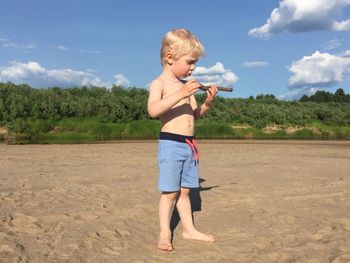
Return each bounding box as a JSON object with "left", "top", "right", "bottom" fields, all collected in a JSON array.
[{"left": 157, "top": 132, "right": 200, "bottom": 192}]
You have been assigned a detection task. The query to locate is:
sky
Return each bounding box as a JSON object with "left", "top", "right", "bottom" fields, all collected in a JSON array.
[{"left": 1, "top": 0, "right": 350, "bottom": 99}]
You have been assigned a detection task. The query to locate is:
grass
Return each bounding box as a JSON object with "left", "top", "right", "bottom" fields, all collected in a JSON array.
[
  {"left": 308, "top": 121, "right": 350, "bottom": 139},
  {"left": 2, "top": 118, "right": 350, "bottom": 144},
  {"left": 196, "top": 123, "right": 243, "bottom": 139}
]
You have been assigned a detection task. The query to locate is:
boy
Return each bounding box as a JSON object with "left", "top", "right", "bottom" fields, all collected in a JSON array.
[{"left": 148, "top": 28, "right": 218, "bottom": 251}]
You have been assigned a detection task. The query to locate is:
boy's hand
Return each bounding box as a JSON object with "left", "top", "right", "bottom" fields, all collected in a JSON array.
[
  {"left": 181, "top": 79, "right": 201, "bottom": 98},
  {"left": 204, "top": 85, "right": 218, "bottom": 107}
]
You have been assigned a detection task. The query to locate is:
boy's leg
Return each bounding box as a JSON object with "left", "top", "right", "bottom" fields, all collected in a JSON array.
[
  {"left": 157, "top": 191, "right": 178, "bottom": 251},
  {"left": 176, "top": 187, "right": 215, "bottom": 242}
]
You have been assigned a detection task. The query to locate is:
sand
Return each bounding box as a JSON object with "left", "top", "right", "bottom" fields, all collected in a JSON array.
[{"left": 0, "top": 140, "right": 350, "bottom": 263}]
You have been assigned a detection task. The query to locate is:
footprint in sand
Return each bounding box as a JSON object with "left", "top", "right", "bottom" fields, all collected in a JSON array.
[
  {"left": 331, "top": 254, "right": 350, "bottom": 263},
  {"left": 0, "top": 232, "right": 29, "bottom": 262},
  {"left": 311, "top": 221, "right": 348, "bottom": 243},
  {"left": 82, "top": 227, "right": 128, "bottom": 256},
  {"left": 73, "top": 212, "right": 99, "bottom": 221},
  {"left": 0, "top": 246, "right": 29, "bottom": 263},
  {"left": 5, "top": 213, "right": 43, "bottom": 235}
]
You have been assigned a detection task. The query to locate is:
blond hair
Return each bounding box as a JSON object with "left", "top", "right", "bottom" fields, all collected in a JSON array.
[{"left": 160, "top": 28, "right": 204, "bottom": 65}]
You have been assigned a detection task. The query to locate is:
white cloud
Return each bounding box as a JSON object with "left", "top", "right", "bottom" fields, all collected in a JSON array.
[
  {"left": 323, "top": 39, "right": 342, "bottom": 50},
  {"left": 55, "top": 44, "right": 70, "bottom": 51},
  {"left": 189, "top": 62, "right": 238, "bottom": 87},
  {"left": 114, "top": 74, "right": 130, "bottom": 87},
  {"left": 80, "top": 49, "right": 101, "bottom": 54},
  {"left": 0, "top": 35, "right": 35, "bottom": 49},
  {"left": 281, "top": 50, "right": 350, "bottom": 99},
  {"left": 277, "top": 87, "right": 320, "bottom": 100},
  {"left": 1, "top": 42, "right": 18, "bottom": 48},
  {"left": 288, "top": 50, "right": 350, "bottom": 88},
  {"left": 249, "top": 0, "right": 350, "bottom": 38},
  {"left": 340, "top": 50, "right": 350, "bottom": 57},
  {"left": 332, "top": 18, "right": 350, "bottom": 30},
  {"left": 1, "top": 41, "right": 25, "bottom": 49},
  {"left": 242, "top": 61, "right": 269, "bottom": 68},
  {"left": 0, "top": 61, "right": 45, "bottom": 79},
  {"left": 0, "top": 61, "right": 105, "bottom": 88}
]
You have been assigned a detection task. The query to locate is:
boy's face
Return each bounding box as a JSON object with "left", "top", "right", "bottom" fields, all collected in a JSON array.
[{"left": 173, "top": 54, "right": 198, "bottom": 78}]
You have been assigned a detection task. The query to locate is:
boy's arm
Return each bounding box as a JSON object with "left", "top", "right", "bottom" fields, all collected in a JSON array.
[
  {"left": 192, "top": 85, "right": 218, "bottom": 119},
  {"left": 148, "top": 79, "right": 201, "bottom": 118}
]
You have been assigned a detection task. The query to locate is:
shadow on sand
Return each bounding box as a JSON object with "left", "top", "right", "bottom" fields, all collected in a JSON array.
[{"left": 170, "top": 178, "right": 219, "bottom": 239}]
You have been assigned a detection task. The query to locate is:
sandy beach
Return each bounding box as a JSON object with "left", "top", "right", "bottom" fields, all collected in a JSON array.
[{"left": 0, "top": 140, "right": 350, "bottom": 263}]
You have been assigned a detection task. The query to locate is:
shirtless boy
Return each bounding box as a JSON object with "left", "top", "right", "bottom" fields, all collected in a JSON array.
[{"left": 147, "top": 28, "right": 218, "bottom": 251}]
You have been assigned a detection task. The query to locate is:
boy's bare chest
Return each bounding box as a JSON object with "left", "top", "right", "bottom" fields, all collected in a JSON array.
[{"left": 163, "top": 86, "right": 190, "bottom": 106}]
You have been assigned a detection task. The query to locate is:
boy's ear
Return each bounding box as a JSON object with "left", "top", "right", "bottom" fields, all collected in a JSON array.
[{"left": 165, "top": 52, "right": 174, "bottom": 65}]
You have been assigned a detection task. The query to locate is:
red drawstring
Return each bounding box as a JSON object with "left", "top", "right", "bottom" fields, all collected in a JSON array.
[
  {"left": 185, "top": 138, "right": 200, "bottom": 161},
  {"left": 192, "top": 138, "right": 200, "bottom": 160}
]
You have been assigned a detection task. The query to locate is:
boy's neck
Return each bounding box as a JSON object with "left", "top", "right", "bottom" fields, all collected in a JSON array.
[{"left": 161, "top": 67, "right": 181, "bottom": 82}]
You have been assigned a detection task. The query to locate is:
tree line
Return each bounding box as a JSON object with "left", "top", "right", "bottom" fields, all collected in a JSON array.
[
  {"left": 299, "top": 88, "right": 350, "bottom": 103},
  {"left": 1, "top": 82, "right": 349, "bottom": 133}
]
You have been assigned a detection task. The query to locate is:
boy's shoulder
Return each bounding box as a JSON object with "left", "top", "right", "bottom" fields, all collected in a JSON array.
[
  {"left": 149, "top": 76, "right": 167, "bottom": 91},
  {"left": 151, "top": 76, "right": 165, "bottom": 87},
  {"left": 148, "top": 77, "right": 166, "bottom": 97},
  {"left": 151, "top": 75, "right": 187, "bottom": 86}
]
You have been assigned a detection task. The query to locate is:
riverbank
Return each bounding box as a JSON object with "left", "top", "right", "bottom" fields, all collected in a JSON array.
[{"left": 1, "top": 119, "right": 350, "bottom": 144}]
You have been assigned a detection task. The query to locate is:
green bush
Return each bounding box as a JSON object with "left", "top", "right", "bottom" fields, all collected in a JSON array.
[{"left": 1, "top": 82, "right": 350, "bottom": 143}]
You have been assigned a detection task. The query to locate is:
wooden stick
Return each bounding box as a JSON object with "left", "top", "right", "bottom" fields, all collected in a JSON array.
[{"left": 199, "top": 85, "right": 233, "bottom": 92}]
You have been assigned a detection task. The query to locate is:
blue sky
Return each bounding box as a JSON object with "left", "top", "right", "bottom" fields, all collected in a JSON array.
[{"left": 1, "top": 0, "right": 350, "bottom": 99}]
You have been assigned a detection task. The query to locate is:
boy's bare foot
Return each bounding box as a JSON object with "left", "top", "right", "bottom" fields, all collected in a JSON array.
[
  {"left": 182, "top": 229, "right": 215, "bottom": 242},
  {"left": 156, "top": 233, "right": 174, "bottom": 251}
]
